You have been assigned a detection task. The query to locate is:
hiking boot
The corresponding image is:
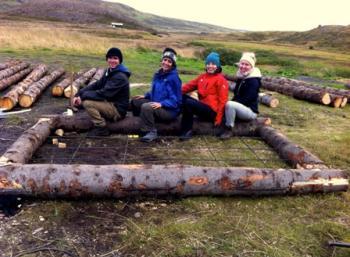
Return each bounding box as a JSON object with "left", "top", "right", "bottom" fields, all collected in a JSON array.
[
  {"left": 86, "top": 126, "right": 110, "bottom": 137},
  {"left": 140, "top": 129, "right": 158, "bottom": 142},
  {"left": 179, "top": 130, "right": 193, "bottom": 141},
  {"left": 219, "top": 127, "right": 233, "bottom": 140}
]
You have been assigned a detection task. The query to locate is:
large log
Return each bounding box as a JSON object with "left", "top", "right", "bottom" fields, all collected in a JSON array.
[
  {"left": 51, "top": 70, "right": 85, "bottom": 97},
  {"left": 0, "top": 62, "right": 29, "bottom": 80},
  {"left": 0, "top": 118, "right": 56, "bottom": 164},
  {"left": 56, "top": 114, "right": 271, "bottom": 136},
  {"left": 19, "top": 69, "right": 65, "bottom": 107},
  {"left": 0, "top": 60, "right": 22, "bottom": 71},
  {"left": 64, "top": 68, "right": 97, "bottom": 98},
  {"left": 258, "top": 92, "right": 279, "bottom": 108},
  {"left": 0, "top": 64, "right": 48, "bottom": 110},
  {"left": 258, "top": 126, "right": 327, "bottom": 169},
  {"left": 0, "top": 67, "right": 33, "bottom": 91},
  {"left": 0, "top": 164, "right": 347, "bottom": 198},
  {"left": 87, "top": 68, "right": 105, "bottom": 86}
]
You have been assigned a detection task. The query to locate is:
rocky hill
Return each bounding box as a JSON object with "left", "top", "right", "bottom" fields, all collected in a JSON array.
[{"left": 0, "top": 0, "right": 237, "bottom": 33}]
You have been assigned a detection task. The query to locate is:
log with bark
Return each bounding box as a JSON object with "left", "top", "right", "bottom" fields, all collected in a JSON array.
[
  {"left": 0, "top": 60, "right": 22, "bottom": 71},
  {"left": 258, "top": 126, "right": 327, "bottom": 169},
  {"left": 19, "top": 69, "right": 65, "bottom": 107},
  {"left": 87, "top": 68, "right": 105, "bottom": 86},
  {"left": 0, "top": 62, "right": 29, "bottom": 80},
  {"left": 63, "top": 68, "right": 97, "bottom": 98},
  {"left": 0, "top": 67, "right": 33, "bottom": 91},
  {"left": 55, "top": 113, "right": 271, "bottom": 136},
  {"left": 258, "top": 92, "right": 279, "bottom": 108},
  {"left": 0, "top": 64, "right": 48, "bottom": 110},
  {"left": 0, "top": 118, "right": 56, "bottom": 164},
  {"left": 51, "top": 70, "right": 85, "bottom": 97},
  {"left": 0, "top": 164, "right": 347, "bottom": 198}
]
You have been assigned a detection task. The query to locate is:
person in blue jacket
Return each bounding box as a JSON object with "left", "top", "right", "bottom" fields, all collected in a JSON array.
[
  {"left": 73, "top": 47, "right": 131, "bottom": 137},
  {"left": 131, "top": 47, "right": 182, "bottom": 142}
]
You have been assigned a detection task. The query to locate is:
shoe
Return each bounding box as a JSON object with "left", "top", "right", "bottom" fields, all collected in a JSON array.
[
  {"left": 219, "top": 127, "right": 233, "bottom": 140},
  {"left": 86, "top": 126, "right": 110, "bottom": 137},
  {"left": 140, "top": 129, "right": 158, "bottom": 142},
  {"left": 179, "top": 130, "right": 193, "bottom": 141}
]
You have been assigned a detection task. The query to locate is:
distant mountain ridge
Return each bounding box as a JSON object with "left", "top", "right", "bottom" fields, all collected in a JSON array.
[{"left": 0, "top": 0, "right": 237, "bottom": 33}]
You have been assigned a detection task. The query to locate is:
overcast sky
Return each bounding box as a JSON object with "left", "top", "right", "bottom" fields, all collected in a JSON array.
[{"left": 105, "top": 0, "right": 349, "bottom": 31}]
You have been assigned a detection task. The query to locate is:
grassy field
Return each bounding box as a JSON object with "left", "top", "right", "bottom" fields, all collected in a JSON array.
[{"left": 0, "top": 20, "right": 350, "bottom": 257}]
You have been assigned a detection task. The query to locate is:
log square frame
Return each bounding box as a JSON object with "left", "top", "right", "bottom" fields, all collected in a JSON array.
[{"left": 0, "top": 115, "right": 348, "bottom": 198}]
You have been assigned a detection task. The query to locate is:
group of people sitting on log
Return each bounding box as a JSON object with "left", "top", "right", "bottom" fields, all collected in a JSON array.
[{"left": 72, "top": 46, "right": 262, "bottom": 142}]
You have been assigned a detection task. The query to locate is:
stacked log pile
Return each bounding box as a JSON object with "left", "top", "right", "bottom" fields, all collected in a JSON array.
[
  {"left": 0, "top": 62, "right": 29, "bottom": 81},
  {"left": 87, "top": 68, "right": 105, "bottom": 86},
  {"left": 0, "top": 67, "right": 33, "bottom": 91},
  {"left": 19, "top": 69, "right": 65, "bottom": 107},
  {"left": 261, "top": 76, "right": 349, "bottom": 108},
  {"left": 0, "top": 64, "right": 48, "bottom": 110},
  {"left": 63, "top": 68, "right": 97, "bottom": 98},
  {"left": 51, "top": 70, "right": 84, "bottom": 97}
]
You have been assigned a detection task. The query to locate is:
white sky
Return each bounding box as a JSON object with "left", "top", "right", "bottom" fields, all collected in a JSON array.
[{"left": 105, "top": 0, "right": 350, "bottom": 31}]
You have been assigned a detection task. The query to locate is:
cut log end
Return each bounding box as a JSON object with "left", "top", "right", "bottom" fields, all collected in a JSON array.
[
  {"left": 340, "top": 97, "right": 347, "bottom": 108},
  {"left": 51, "top": 86, "right": 64, "bottom": 97},
  {"left": 18, "top": 95, "right": 33, "bottom": 108},
  {"left": 321, "top": 93, "right": 331, "bottom": 105},
  {"left": 269, "top": 98, "right": 279, "bottom": 108},
  {"left": 0, "top": 97, "right": 15, "bottom": 110}
]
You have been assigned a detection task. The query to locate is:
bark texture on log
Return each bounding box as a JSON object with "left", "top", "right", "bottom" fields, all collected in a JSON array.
[
  {"left": 51, "top": 70, "right": 85, "bottom": 97},
  {"left": 0, "top": 164, "right": 347, "bottom": 198},
  {"left": 87, "top": 68, "right": 105, "bottom": 86},
  {"left": 0, "top": 67, "right": 33, "bottom": 91},
  {"left": 64, "top": 68, "right": 97, "bottom": 98},
  {"left": 0, "top": 62, "right": 29, "bottom": 80},
  {"left": 0, "top": 118, "right": 56, "bottom": 164},
  {"left": 56, "top": 114, "right": 271, "bottom": 136},
  {"left": 0, "top": 64, "right": 48, "bottom": 110},
  {"left": 258, "top": 126, "right": 326, "bottom": 169},
  {"left": 258, "top": 93, "right": 279, "bottom": 108},
  {"left": 19, "top": 69, "right": 65, "bottom": 107},
  {"left": 0, "top": 60, "right": 21, "bottom": 70}
]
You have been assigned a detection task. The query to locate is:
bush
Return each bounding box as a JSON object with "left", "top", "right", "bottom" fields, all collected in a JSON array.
[{"left": 198, "top": 48, "right": 241, "bottom": 66}]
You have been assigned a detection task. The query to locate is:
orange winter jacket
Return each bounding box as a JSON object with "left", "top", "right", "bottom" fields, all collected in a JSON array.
[{"left": 182, "top": 72, "right": 229, "bottom": 125}]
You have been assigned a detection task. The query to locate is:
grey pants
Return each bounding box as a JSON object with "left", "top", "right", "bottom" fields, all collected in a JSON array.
[
  {"left": 82, "top": 100, "right": 121, "bottom": 127},
  {"left": 131, "top": 98, "right": 175, "bottom": 132},
  {"left": 225, "top": 101, "right": 257, "bottom": 128}
]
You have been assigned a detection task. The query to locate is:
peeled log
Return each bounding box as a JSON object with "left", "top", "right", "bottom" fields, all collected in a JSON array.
[
  {"left": 19, "top": 69, "right": 65, "bottom": 107},
  {"left": 0, "top": 164, "right": 347, "bottom": 198},
  {"left": 258, "top": 92, "right": 279, "bottom": 108},
  {"left": 0, "top": 64, "right": 48, "bottom": 110},
  {"left": 0, "top": 118, "right": 56, "bottom": 164},
  {"left": 56, "top": 114, "right": 271, "bottom": 136},
  {"left": 0, "top": 62, "right": 29, "bottom": 80},
  {"left": 258, "top": 126, "right": 326, "bottom": 169},
  {"left": 0, "top": 67, "right": 33, "bottom": 91},
  {"left": 64, "top": 68, "right": 97, "bottom": 98},
  {"left": 87, "top": 68, "right": 105, "bottom": 86}
]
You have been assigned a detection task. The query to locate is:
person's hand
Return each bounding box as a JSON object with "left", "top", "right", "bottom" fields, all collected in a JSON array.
[
  {"left": 150, "top": 102, "right": 161, "bottom": 109},
  {"left": 72, "top": 96, "right": 81, "bottom": 106},
  {"left": 133, "top": 95, "right": 145, "bottom": 99}
]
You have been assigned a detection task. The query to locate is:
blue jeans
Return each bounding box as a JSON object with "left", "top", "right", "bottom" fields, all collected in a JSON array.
[{"left": 225, "top": 101, "right": 257, "bottom": 127}]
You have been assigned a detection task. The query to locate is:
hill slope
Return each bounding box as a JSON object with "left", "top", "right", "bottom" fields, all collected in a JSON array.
[{"left": 0, "top": 0, "right": 237, "bottom": 33}]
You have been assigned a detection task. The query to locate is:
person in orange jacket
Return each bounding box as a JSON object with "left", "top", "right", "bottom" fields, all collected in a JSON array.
[{"left": 179, "top": 52, "right": 229, "bottom": 140}]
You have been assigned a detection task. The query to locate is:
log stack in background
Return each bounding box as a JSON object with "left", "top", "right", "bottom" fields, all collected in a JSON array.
[
  {"left": 63, "top": 68, "right": 97, "bottom": 98},
  {"left": 261, "top": 76, "right": 349, "bottom": 108}
]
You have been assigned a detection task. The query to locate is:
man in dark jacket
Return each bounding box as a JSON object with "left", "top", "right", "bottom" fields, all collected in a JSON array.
[{"left": 73, "top": 47, "right": 131, "bottom": 137}]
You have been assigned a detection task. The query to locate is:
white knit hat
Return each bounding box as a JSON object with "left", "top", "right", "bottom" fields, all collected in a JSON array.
[{"left": 240, "top": 52, "right": 256, "bottom": 67}]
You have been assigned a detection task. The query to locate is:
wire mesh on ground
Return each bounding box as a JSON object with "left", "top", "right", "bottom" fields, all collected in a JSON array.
[{"left": 29, "top": 133, "right": 290, "bottom": 168}]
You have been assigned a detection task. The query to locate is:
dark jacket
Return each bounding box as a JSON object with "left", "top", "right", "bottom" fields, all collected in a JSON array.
[
  {"left": 232, "top": 68, "right": 261, "bottom": 113},
  {"left": 144, "top": 68, "right": 182, "bottom": 118},
  {"left": 76, "top": 64, "right": 131, "bottom": 117}
]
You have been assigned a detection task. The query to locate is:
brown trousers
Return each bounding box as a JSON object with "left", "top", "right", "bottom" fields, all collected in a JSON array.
[{"left": 82, "top": 100, "right": 121, "bottom": 127}]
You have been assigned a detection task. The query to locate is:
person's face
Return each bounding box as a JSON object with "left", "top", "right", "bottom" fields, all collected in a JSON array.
[
  {"left": 206, "top": 62, "right": 217, "bottom": 74},
  {"left": 161, "top": 57, "right": 173, "bottom": 72},
  {"left": 239, "top": 60, "right": 252, "bottom": 74},
  {"left": 107, "top": 56, "right": 120, "bottom": 69}
]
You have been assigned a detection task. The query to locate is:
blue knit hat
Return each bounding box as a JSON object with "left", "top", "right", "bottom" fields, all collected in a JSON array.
[{"left": 205, "top": 52, "right": 221, "bottom": 67}]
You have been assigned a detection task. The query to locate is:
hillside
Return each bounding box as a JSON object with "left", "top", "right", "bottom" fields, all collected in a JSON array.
[
  {"left": 0, "top": 0, "right": 237, "bottom": 33},
  {"left": 273, "top": 25, "right": 350, "bottom": 50}
]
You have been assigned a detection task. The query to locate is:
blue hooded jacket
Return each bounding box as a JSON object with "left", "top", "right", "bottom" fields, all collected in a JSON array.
[
  {"left": 77, "top": 64, "right": 131, "bottom": 117},
  {"left": 145, "top": 68, "right": 182, "bottom": 117}
]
